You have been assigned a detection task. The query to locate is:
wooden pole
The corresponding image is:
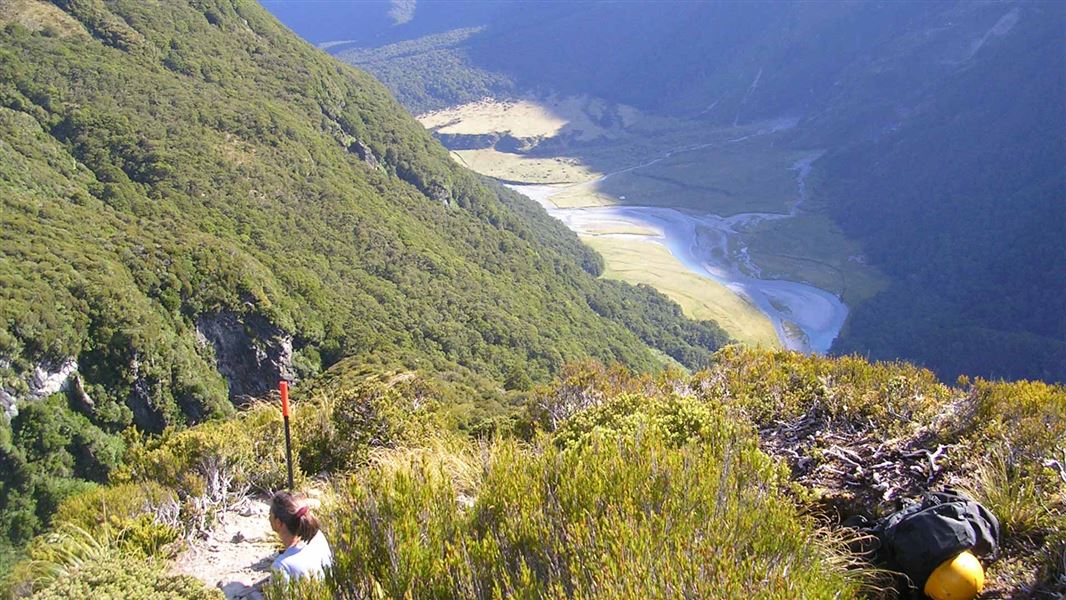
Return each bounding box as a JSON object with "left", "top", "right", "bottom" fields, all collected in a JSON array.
[{"left": 280, "top": 380, "right": 294, "bottom": 490}]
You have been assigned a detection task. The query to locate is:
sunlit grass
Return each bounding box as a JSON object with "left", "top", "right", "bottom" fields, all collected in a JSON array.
[
  {"left": 583, "top": 236, "right": 781, "bottom": 348},
  {"left": 452, "top": 149, "right": 601, "bottom": 184}
]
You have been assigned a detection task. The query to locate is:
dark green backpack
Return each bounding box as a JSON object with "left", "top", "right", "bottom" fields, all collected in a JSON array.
[{"left": 860, "top": 489, "right": 1000, "bottom": 595}]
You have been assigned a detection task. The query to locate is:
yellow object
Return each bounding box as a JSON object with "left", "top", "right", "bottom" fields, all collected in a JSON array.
[{"left": 924, "top": 550, "right": 985, "bottom": 600}]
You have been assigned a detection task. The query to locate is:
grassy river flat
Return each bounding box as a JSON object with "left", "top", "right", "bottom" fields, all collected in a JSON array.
[{"left": 422, "top": 97, "right": 886, "bottom": 352}]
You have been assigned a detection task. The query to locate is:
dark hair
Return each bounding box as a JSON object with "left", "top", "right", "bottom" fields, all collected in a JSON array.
[{"left": 270, "top": 491, "right": 320, "bottom": 541}]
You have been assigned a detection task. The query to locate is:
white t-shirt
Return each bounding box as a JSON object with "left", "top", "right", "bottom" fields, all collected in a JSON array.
[{"left": 271, "top": 531, "right": 333, "bottom": 581}]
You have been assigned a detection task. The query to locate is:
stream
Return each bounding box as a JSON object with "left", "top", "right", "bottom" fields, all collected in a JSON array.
[{"left": 507, "top": 151, "right": 849, "bottom": 353}]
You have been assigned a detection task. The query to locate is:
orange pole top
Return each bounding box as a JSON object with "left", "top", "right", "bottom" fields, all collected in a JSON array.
[{"left": 280, "top": 380, "right": 290, "bottom": 417}]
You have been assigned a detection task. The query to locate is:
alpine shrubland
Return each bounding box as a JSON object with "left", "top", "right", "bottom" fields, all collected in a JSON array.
[{"left": 7, "top": 348, "right": 1060, "bottom": 598}]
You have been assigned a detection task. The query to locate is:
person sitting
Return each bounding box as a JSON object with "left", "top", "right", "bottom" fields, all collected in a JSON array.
[{"left": 268, "top": 491, "right": 333, "bottom": 581}]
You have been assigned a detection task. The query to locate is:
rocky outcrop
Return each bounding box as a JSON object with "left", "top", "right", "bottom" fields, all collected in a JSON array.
[
  {"left": 195, "top": 312, "right": 293, "bottom": 404},
  {"left": 30, "top": 357, "right": 79, "bottom": 399},
  {"left": 347, "top": 139, "right": 382, "bottom": 169},
  {"left": 0, "top": 357, "right": 80, "bottom": 420},
  {"left": 67, "top": 373, "right": 95, "bottom": 416},
  {"left": 126, "top": 351, "right": 164, "bottom": 431}
]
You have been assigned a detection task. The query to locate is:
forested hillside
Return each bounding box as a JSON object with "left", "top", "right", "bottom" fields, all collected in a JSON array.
[
  {"left": 0, "top": 0, "right": 730, "bottom": 560},
  {"left": 301, "top": 0, "right": 1066, "bottom": 383}
]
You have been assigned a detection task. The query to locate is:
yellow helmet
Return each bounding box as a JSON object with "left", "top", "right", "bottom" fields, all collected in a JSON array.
[{"left": 924, "top": 550, "right": 985, "bottom": 600}]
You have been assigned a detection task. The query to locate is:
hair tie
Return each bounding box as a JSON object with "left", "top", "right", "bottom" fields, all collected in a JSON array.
[{"left": 295, "top": 505, "right": 309, "bottom": 519}]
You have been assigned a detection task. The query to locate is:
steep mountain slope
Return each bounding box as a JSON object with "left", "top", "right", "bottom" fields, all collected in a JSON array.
[
  {"left": 310, "top": 1, "right": 1066, "bottom": 382},
  {"left": 0, "top": 0, "right": 729, "bottom": 554}
]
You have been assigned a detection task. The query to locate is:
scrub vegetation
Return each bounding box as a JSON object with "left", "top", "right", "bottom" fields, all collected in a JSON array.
[{"left": 5, "top": 349, "right": 1061, "bottom": 598}]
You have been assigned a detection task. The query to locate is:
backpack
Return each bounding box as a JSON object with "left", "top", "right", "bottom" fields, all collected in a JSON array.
[{"left": 857, "top": 489, "right": 1000, "bottom": 595}]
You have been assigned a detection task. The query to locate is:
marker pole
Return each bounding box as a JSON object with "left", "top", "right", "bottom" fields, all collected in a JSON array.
[{"left": 280, "top": 380, "right": 294, "bottom": 490}]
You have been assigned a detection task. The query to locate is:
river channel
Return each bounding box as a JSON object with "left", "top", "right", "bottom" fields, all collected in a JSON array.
[{"left": 507, "top": 155, "right": 849, "bottom": 353}]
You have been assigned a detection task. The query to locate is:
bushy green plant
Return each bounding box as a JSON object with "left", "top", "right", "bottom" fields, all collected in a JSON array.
[
  {"left": 295, "top": 367, "right": 443, "bottom": 475},
  {"left": 521, "top": 361, "right": 659, "bottom": 435},
  {"left": 0, "top": 395, "right": 125, "bottom": 547},
  {"left": 552, "top": 391, "right": 744, "bottom": 454},
  {"left": 52, "top": 481, "right": 174, "bottom": 533},
  {"left": 972, "top": 452, "right": 1055, "bottom": 539},
  {"left": 118, "top": 402, "right": 296, "bottom": 495},
  {"left": 695, "top": 346, "right": 952, "bottom": 435},
  {"left": 111, "top": 402, "right": 299, "bottom": 539},
  {"left": 4, "top": 513, "right": 180, "bottom": 598},
  {"left": 25, "top": 553, "right": 221, "bottom": 600},
  {"left": 275, "top": 431, "right": 859, "bottom": 599},
  {"left": 49, "top": 481, "right": 180, "bottom": 560},
  {"left": 949, "top": 378, "right": 1066, "bottom": 466}
]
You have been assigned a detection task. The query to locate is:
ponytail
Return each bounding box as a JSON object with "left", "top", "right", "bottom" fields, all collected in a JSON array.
[{"left": 270, "top": 491, "right": 320, "bottom": 541}]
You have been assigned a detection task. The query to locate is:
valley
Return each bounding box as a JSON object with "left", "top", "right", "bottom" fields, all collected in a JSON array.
[
  {"left": 422, "top": 97, "right": 885, "bottom": 352},
  {"left": 2, "top": 3, "right": 1062, "bottom": 598}
]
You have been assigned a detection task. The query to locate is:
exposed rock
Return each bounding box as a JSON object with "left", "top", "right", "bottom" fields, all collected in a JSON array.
[
  {"left": 425, "top": 182, "right": 452, "bottom": 206},
  {"left": 1, "top": 357, "right": 80, "bottom": 420},
  {"left": 196, "top": 312, "right": 293, "bottom": 404},
  {"left": 347, "top": 139, "right": 381, "bottom": 169},
  {"left": 30, "top": 357, "right": 78, "bottom": 399},
  {"left": 0, "top": 388, "right": 15, "bottom": 421},
  {"left": 68, "top": 373, "right": 95, "bottom": 416}
]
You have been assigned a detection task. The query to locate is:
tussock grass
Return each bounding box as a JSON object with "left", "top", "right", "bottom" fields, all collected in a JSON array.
[
  {"left": 971, "top": 452, "right": 1055, "bottom": 539},
  {"left": 2, "top": 522, "right": 204, "bottom": 600}
]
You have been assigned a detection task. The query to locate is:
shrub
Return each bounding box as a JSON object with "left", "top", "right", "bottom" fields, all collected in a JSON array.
[
  {"left": 114, "top": 403, "right": 297, "bottom": 538},
  {"left": 276, "top": 433, "right": 859, "bottom": 599},
  {"left": 695, "top": 347, "right": 952, "bottom": 435},
  {"left": 26, "top": 554, "right": 221, "bottom": 600},
  {"left": 520, "top": 361, "right": 660, "bottom": 435},
  {"left": 3, "top": 513, "right": 180, "bottom": 598},
  {"left": 295, "top": 368, "right": 443, "bottom": 475},
  {"left": 53, "top": 481, "right": 176, "bottom": 534},
  {"left": 118, "top": 402, "right": 296, "bottom": 495},
  {"left": 947, "top": 379, "right": 1066, "bottom": 467},
  {"left": 51, "top": 481, "right": 180, "bottom": 559}
]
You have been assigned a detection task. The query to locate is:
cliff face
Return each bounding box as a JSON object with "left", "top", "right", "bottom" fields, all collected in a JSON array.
[{"left": 195, "top": 312, "right": 293, "bottom": 403}]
